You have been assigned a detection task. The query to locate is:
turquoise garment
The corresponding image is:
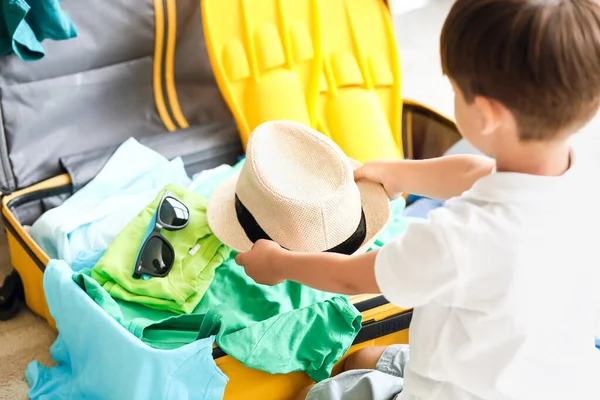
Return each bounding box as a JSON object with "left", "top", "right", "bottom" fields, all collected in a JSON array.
[
  {"left": 0, "top": 0, "right": 77, "bottom": 61},
  {"left": 74, "top": 257, "right": 362, "bottom": 382},
  {"left": 26, "top": 261, "right": 227, "bottom": 400}
]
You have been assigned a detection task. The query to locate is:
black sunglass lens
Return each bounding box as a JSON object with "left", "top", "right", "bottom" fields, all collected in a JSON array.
[
  {"left": 159, "top": 197, "right": 190, "bottom": 228},
  {"left": 140, "top": 236, "right": 174, "bottom": 275}
]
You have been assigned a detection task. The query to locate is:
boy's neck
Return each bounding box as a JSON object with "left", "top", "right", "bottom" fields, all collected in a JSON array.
[{"left": 494, "top": 140, "right": 571, "bottom": 176}]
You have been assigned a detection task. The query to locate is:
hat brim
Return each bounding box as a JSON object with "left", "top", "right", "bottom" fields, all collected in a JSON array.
[{"left": 207, "top": 159, "right": 391, "bottom": 254}]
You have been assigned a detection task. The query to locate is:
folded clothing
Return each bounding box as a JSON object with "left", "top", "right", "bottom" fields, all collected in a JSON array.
[
  {"left": 30, "top": 137, "right": 191, "bottom": 269},
  {"left": 75, "top": 256, "right": 362, "bottom": 382},
  {"left": 26, "top": 260, "right": 227, "bottom": 400},
  {"left": 0, "top": 0, "right": 77, "bottom": 61},
  {"left": 90, "top": 184, "right": 231, "bottom": 315}
]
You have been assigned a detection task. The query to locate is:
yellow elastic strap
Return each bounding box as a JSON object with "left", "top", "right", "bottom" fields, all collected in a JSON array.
[
  {"left": 165, "top": 0, "right": 190, "bottom": 129},
  {"left": 153, "top": 0, "right": 176, "bottom": 131}
]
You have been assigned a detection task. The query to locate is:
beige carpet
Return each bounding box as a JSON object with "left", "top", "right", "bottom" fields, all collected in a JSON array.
[{"left": 1, "top": 0, "right": 598, "bottom": 398}]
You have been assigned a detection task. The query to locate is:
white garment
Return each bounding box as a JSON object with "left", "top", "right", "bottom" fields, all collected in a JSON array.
[{"left": 375, "top": 149, "right": 600, "bottom": 400}]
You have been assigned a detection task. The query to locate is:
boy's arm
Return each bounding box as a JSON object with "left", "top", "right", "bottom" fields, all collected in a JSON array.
[
  {"left": 357, "top": 155, "right": 494, "bottom": 200},
  {"left": 394, "top": 155, "right": 495, "bottom": 200},
  {"left": 235, "top": 240, "right": 380, "bottom": 295},
  {"left": 237, "top": 211, "right": 460, "bottom": 308},
  {"left": 275, "top": 250, "right": 379, "bottom": 295}
]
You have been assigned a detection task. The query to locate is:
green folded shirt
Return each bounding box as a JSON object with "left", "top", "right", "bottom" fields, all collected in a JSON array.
[{"left": 91, "top": 184, "right": 232, "bottom": 314}]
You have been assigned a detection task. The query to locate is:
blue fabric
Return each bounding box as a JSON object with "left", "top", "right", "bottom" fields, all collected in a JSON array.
[
  {"left": 30, "top": 138, "right": 191, "bottom": 270},
  {"left": 402, "top": 198, "right": 445, "bottom": 219},
  {"left": 26, "top": 260, "right": 228, "bottom": 400},
  {"left": 0, "top": 0, "right": 76, "bottom": 61}
]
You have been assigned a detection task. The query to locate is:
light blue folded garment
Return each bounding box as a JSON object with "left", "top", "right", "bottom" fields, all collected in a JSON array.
[
  {"left": 30, "top": 138, "right": 191, "bottom": 270},
  {"left": 26, "top": 260, "right": 228, "bottom": 400}
]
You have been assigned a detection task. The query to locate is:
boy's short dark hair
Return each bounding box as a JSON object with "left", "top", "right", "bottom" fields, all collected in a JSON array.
[{"left": 441, "top": 0, "right": 600, "bottom": 140}]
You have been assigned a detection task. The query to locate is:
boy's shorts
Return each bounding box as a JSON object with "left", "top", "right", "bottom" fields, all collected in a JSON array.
[{"left": 306, "top": 345, "right": 409, "bottom": 400}]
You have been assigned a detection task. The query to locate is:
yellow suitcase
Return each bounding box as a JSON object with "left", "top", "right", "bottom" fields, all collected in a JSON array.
[{"left": 0, "top": 0, "right": 462, "bottom": 398}]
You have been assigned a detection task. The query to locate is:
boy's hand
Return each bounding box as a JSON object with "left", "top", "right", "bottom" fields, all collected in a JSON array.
[
  {"left": 354, "top": 160, "right": 402, "bottom": 199},
  {"left": 235, "top": 240, "right": 286, "bottom": 286}
]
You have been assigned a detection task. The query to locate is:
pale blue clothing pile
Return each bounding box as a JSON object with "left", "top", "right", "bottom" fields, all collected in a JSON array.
[
  {"left": 26, "top": 260, "right": 227, "bottom": 400},
  {"left": 30, "top": 138, "right": 191, "bottom": 271}
]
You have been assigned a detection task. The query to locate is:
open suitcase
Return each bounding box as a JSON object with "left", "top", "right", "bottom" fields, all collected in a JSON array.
[{"left": 0, "top": 0, "right": 461, "bottom": 398}]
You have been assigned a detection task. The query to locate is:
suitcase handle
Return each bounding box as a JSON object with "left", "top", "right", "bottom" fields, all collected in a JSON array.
[{"left": 353, "top": 310, "right": 413, "bottom": 345}]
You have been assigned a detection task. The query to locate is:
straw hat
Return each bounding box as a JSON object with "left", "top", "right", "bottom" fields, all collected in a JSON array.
[{"left": 207, "top": 121, "right": 390, "bottom": 254}]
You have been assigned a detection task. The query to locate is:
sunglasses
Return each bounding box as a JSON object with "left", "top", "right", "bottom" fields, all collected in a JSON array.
[{"left": 132, "top": 191, "right": 190, "bottom": 279}]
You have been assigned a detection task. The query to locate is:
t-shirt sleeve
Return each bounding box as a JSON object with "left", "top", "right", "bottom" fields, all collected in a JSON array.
[{"left": 375, "top": 208, "right": 460, "bottom": 308}]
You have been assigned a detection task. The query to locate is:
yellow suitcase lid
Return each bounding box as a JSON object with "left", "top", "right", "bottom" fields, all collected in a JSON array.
[{"left": 202, "top": 0, "right": 403, "bottom": 162}]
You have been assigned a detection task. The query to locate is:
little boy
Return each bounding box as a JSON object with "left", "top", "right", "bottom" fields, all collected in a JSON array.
[{"left": 236, "top": 0, "right": 600, "bottom": 399}]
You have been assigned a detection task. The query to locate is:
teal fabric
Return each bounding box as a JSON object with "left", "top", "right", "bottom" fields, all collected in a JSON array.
[{"left": 0, "top": 0, "right": 76, "bottom": 61}]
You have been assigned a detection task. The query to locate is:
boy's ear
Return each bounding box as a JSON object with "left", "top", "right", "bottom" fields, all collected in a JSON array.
[{"left": 474, "top": 95, "right": 502, "bottom": 136}]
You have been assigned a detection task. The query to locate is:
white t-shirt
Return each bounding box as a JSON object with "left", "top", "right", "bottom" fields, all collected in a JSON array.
[{"left": 375, "top": 149, "right": 600, "bottom": 400}]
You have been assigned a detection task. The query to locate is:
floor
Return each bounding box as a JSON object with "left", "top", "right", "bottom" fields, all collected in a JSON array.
[{"left": 0, "top": 0, "right": 598, "bottom": 398}]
